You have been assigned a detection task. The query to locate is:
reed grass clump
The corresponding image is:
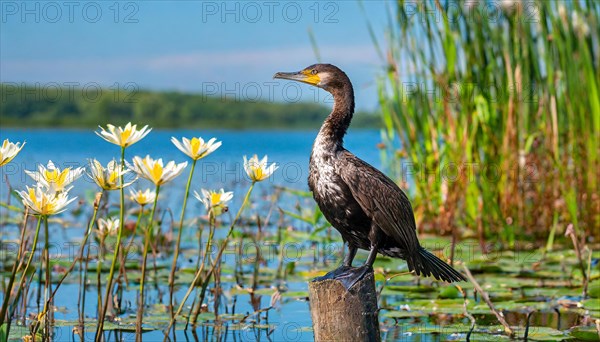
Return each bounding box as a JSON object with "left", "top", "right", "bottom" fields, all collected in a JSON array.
[{"left": 376, "top": 0, "right": 599, "bottom": 249}]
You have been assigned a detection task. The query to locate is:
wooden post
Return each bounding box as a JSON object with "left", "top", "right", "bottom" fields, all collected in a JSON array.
[{"left": 308, "top": 272, "right": 381, "bottom": 341}]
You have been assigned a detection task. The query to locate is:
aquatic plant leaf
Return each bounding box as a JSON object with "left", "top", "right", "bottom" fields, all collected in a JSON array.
[{"left": 568, "top": 325, "right": 600, "bottom": 341}]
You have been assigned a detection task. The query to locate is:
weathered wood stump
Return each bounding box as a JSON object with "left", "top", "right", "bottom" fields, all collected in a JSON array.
[{"left": 308, "top": 272, "right": 381, "bottom": 341}]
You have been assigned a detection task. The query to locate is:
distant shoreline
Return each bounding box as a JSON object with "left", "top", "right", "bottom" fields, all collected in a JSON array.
[
  {"left": 0, "top": 125, "right": 379, "bottom": 132},
  {"left": 1, "top": 84, "right": 379, "bottom": 130}
]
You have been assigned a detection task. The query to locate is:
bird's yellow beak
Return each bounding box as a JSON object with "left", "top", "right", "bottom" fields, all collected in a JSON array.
[{"left": 273, "top": 70, "right": 320, "bottom": 86}]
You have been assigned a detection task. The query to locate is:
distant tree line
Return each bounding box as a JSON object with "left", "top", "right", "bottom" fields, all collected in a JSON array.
[{"left": 0, "top": 84, "right": 378, "bottom": 129}]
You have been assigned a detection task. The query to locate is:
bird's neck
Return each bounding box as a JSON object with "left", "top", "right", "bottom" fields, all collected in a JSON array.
[{"left": 315, "top": 83, "right": 355, "bottom": 151}]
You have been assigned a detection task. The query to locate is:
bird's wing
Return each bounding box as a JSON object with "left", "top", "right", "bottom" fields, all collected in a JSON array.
[{"left": 337, "top": 150, "right": 419, "bottom": 252}]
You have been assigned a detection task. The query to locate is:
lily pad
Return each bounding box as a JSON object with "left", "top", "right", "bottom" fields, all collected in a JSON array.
[{"left": 568, "top": 325, "right": 600, "bottom": 341}]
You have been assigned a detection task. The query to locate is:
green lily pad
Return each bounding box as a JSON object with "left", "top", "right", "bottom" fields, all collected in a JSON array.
[
  {"left": 588, "top": 280, "right": 600, "bottom": 298},
  {"left": 568, "top": 325, "right": 600, "bottom": 341},
  {"left": 521, "top": 326, "right": 567, "bottom": 341},
  {"left": 438, "top": 285, "right": 460, "bottom": 299}
]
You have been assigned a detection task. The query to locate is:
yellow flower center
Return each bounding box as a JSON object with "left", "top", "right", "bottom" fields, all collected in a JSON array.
[
  {"left": 120, "top": 129, "right": 132, "bottom": 144},
  {"left": 191, "top": 138, "right": 201, "bottom": 156},
  {"left": 28, "top": 188, "right": 58, "bottom": 215},
  {"left": 210, "top": 192, "right": 221, "bottom": 205},
  {"left": 251, "top": 166, "right": 263, "bottom": 180},
  {"left": 28, "top": 188, "right": 38, "bottom": 207},
  {"left": 58, "top": 169, "right": 69, "bottom": 185},
  {"left": 44, "top": 168, "right": 69, "bottom": 187},
  {"left": 151, "top": 162, "right": 163, "bottom": 183},
  {"left": 46, "top": 201, "right": 57, "bottom": 215},
  {"left": 45, "top": 169, "right": 58, "bottom": 182},
  {"left": 108, "top": 170, "right": 118, "bottom": 186}
]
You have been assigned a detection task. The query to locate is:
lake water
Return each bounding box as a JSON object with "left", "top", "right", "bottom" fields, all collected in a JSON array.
[
  {"left": 0, "top": 128, "right": 383, "bottom": 341},
  {"left": 0, "top": 128, "right": 383, "bottom": 205},
  {"left": 0, "top": 128, "right": 591, "bottom": 341}
]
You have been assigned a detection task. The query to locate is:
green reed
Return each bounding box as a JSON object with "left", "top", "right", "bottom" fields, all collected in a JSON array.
[{"left": 376, "top": 0, "right": 599, "bottom": 248}]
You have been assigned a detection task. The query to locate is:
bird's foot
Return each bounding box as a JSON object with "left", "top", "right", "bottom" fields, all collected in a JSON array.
[
  {"left": 313, "top": 265, "right": 352, "bottom": 282},
  {"left": 312, "top": 264, "right": 373, "bottom": 291}
]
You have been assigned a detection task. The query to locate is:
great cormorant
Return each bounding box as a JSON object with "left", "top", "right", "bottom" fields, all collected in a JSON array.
[{"left": 274, "top": 64, "right": 465, "bottom": 288}]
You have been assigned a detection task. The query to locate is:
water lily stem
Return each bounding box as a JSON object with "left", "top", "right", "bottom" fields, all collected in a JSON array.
[
  {"left": 32, "top": 216, "right": 52, "bottom": 338},
  {"left": 0, "top": 208, "right": 29, "bottom": 326},
  {"left": 5, "top": 216, "right": 43, "bottom": 336},
  {"left": 38, "top": 192, "right": 103, "bottom": 324},
  {"left": 96, "top": 236, "right": 105, "bottom": 314},
  {"left": 165, "top": 182, "right": 255, "bottom": 338},
  {"left": 96, "top": 146, "right": 126, "bottom": 340},
  {"left": 122, "top": 203, "right": 145, "bottom": 286},
  {"left": 43, "top": 215, "right": 51, "bottom": 331},
  {"left": 184, "top": 220, "right": 207, "bottom": 330},
  {"left": 80, "top": 229, "right": 93, "bottom": 325},
  {"left": 136, "top": 184, "right": 161, "bottom": 339},
  {"left": 190, "top": 213, "right": 216, "bottom": 327},
  {"left": 169, "top": 159, "right": 197, "bottom": 318}
]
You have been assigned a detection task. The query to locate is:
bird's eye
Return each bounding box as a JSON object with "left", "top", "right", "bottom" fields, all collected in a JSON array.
[{"left": 311, "top": 69, "right": 318, "bottom": 75}]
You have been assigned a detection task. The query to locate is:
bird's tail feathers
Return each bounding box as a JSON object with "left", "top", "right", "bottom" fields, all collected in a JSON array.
[{"left": 407, "top": 247, "right": 466, "bottom": 283}]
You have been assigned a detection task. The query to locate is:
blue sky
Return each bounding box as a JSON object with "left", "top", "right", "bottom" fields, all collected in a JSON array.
[{"left": 1, "top": 1, "right": 392, "bottom": 110}]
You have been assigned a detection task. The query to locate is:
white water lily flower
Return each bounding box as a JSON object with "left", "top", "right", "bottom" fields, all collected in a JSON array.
[
  {"left": 25, "top": 160, "right": 84, "bottom": 193},
  {"left": 88, "top": 159, "right": 135, "bottom": 190},
  {"left": 96, "top": 217, "right": 120, "bottom": 237},
  {"left": 129, "top": 188, "right": 157, "bottom": 206},
  {"left": 0, "top": 139, "right": 25, "bottom": 166},
  {"left": 18, "top": 185, "right": 77, "bottom": 216},
  {"left": 96, "top": 122, "right": 151, "bottom": 148},
  {"left": 131, "top": 155, "right": 187, "bottom": 186},
  {"left": 171, "top": 136, "right": 222, "bottom": 160},
  {"left": 243, "top": 154, "right": 278, "bottom": 182},
  {"left": 194, "top": 188, "right": 233, "bottom": 216}
]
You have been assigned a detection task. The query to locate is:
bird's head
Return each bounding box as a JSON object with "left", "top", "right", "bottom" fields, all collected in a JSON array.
[{"left": 273, "top": 63, "right": 350, "bottom": 93}]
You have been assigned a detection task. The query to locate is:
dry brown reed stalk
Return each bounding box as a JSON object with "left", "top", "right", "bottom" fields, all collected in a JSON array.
[{"left": 462, "top": 265, "right": 513, "bottom": 337}]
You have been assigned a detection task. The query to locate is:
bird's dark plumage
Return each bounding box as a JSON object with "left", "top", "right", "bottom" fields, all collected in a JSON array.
[{"left": 274, "top": 64, "right": 465, "bottom": 284}]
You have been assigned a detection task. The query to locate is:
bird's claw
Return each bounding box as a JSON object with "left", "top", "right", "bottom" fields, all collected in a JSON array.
[
  {"left": 313, "top": 265, "right": 352, "bottom": 282},
  {"left": 313, "top": 265, "right": 373, "bottom": 291}
]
